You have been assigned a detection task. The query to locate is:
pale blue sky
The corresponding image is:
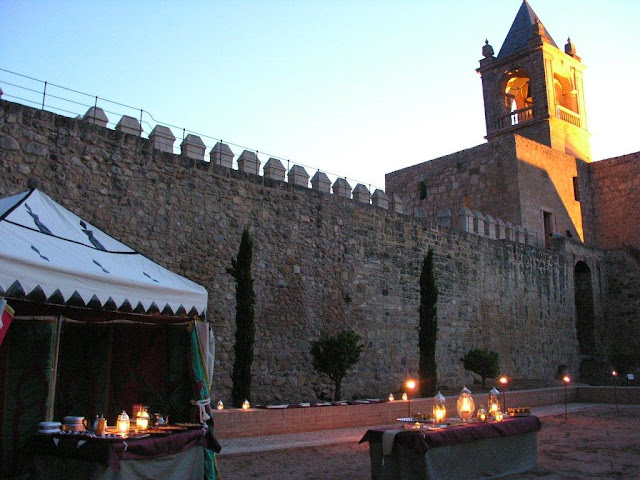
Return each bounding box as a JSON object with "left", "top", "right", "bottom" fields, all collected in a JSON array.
[{"left": 2, "top": 0, "right": 639, "bottom": 191}]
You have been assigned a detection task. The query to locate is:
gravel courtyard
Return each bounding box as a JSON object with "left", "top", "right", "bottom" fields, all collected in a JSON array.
[{"left": 217, "top": 404, "right": 640, "bottom": 479}]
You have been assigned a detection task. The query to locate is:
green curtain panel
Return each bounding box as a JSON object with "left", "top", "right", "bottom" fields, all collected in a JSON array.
[
  {"left": 189, "top": 326, "right": 219, "bottom": 480},
  {"left": 0, "top": 320, "right": 55, "bottom": 476}
]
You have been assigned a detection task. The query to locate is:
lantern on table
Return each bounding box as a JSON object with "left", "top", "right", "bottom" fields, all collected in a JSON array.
[
  {"left": 432, "top": 391, "right": 447, "bottom": 424},
  {"left": 217, "top": 400, "right": 225, "bottom": 410},
  {"left": 457, "top": 387, "right": 475, "bottom": 421},
  {"left": 136, "top": 407, "right": 150, "bottom": 430},
  {"left": 117, "top": 410, "right": 130, "bottom": 434},
  {"left": 488, "top": 387, "right": 500, "bottom": 417},
  {"left": 477, "top": 408, "right": 487, "bottom": 422},
  {"left": 388, "top": 393, "right": 395, "bottom": 402},
  {"left": 242, "top": 399, "right": 251, "bottom": 410}
]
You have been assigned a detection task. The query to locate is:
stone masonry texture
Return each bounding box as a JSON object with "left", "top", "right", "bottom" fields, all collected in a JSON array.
[{"left": 0, "top": 100, "right": 629, "bottom": 404}]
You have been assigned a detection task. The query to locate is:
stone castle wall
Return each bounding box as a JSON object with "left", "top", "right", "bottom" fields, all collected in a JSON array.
[
  {"left": 591, "top": 153, "right": 640, "bottom": 250},
  {"left": 0, "top": 100, "right": 587, "bottom": 403}
]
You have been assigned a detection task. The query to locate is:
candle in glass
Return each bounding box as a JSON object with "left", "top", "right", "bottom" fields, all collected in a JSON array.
[{"left": 433, "top": 391, "right": 447, "bottom": 424}]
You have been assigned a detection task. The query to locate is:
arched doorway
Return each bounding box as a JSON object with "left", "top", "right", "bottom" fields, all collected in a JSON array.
[{"left": 574, "top": 261, "right": 596, "bottom": 354}]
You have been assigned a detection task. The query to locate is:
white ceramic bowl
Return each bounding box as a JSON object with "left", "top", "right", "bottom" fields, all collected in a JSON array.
[{"left": 39, "top": 421, "right": 61, "bottom": 429}]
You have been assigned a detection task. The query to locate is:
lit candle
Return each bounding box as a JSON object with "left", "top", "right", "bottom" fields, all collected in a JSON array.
[
  {"left": 217, "top": 400, "right": 224, "bottom": 410},
  {"left": 402, "top": 392, "right": 408, "bottom": 401},
  {"left": 242, "top": 399, "right": 251, "bottom": 410},
  {"left": 434, "top": 408, "right": 445, "bottom": 423},
  {"left": 460, "top": 398, "right": 471, "bottom": 420},
  {"left": 136, "top": 410, "right": 150, "bottom": 431},
  {"left": 495, "top": 411, "right": 503, "bottom": 422},
  {"left": 388, "top": 393, "right": 395, "bottom": 402},
  {"left": 477, "top": 408, "right": 487, "bottom": 422}
]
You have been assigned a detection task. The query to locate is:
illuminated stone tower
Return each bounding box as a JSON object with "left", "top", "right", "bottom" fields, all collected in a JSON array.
[{"left": 477, "top": 0, "right": 591, "bottom": 161}]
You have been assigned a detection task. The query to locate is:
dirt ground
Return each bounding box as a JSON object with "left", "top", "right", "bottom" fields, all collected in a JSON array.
[{"left": 216, "top": 405, "right": 640, "bottom": 480}]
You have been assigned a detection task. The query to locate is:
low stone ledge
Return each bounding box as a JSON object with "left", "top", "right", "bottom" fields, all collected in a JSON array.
[{"left": 214, "top": 386, "right": 587, "bottom": 439}]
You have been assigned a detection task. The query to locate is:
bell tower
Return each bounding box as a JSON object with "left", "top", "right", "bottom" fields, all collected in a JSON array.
[{"left": 477, "top": 0, "right": 591, "bottom": 161}]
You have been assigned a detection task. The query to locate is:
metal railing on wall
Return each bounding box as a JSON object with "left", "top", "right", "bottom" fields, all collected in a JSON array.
[{"left": 0, "top": 67, "right": 383, "bottom": 196}]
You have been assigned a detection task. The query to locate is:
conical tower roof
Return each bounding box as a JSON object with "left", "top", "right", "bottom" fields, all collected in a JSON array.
[{"left": 497, "top": 0, "right": 557, "bottom": 58}]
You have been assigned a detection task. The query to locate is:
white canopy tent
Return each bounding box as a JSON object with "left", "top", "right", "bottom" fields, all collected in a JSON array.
[
  {"left": 0, "top": 189, "right": 207, "bottom": 318},
  {"left": 0, "top": 189, "right": 214, "bottom": 421}
]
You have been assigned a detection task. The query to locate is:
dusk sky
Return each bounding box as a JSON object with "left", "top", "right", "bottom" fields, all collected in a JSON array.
[{"left": 2, "top": 0, "right": 639, "bottom": 191}]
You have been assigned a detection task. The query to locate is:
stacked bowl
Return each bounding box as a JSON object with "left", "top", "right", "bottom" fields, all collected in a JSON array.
[
  {"left": 38, "top": 421, "right": 61, "bottom": 434},
  {"left": 61, "top": 416, "right": 88, "bottom": 432}
]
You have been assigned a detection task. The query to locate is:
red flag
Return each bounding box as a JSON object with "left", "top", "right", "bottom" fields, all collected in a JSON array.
[{"left": 0, "top": 299, "right": 14, "bottom": 346}]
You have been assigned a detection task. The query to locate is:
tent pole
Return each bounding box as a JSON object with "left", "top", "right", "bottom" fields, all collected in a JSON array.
[{"left": 46, "top": 315, "right": 63, "bottom": 421}]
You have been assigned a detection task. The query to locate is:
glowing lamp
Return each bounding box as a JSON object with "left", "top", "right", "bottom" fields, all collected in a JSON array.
[
  {"left": 477, "top": 408, "right": 487, "bottom": 422},
  {"left": 499, "top": 375, "right": 509, "bottom": 411},
  {"left": 117, "top": 410, "right": 130, "bottom": 434},
  {"left": 388, "top": 393, "right": 395, "bottom": 402},
  {"left": 563, "top": 375, "right": 571, "bottom": 384},
  {"left": 242, "top": 399, "right": 251, "bottom": 410},
  {"left": 405, "top": 379, "right": 416, "bottom": 417},
  {"left": 432, "top": 391, "right": 447, "bottom": 424},
  {"left": 217, "top": 400, "right": 224, "bottom": 410},
  {"left": 488, "top": 387, "right": 500, "bottom": 416},
  {"left": 495, "top": 411, "right": 504, "bottom": 422},
  {"left": 136, "top": 408, "right": 150, "bottom": 431},
  {"left": 457, "top": 387, "right": 475, "bottom": 421}
]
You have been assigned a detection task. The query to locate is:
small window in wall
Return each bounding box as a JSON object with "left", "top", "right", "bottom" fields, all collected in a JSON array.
[
  {"left": 543, "top": 211, "right": 555, "bottom": 248},
  {"left": 573, "top": 177, "right": 580, "bottom": 201}
]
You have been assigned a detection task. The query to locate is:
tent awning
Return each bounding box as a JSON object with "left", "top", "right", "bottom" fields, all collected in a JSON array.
[{"left": 0, "top": 189, "right": 208, "bottom": 321}]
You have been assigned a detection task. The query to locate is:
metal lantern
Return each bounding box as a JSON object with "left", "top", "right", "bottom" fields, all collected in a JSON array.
[
  {"left": 136, "top": 408, "right": 150, "bottom": 431},
  {"left": 388, "top": 393, "right": 395, "bottom": 402},
  {"left": 432, "top": 391, "right": 447, "bottom": 424},
  {"left": 242, "top": 399, "right": 251, "bottom": 410},
  {"left": 117, "top": 410, "right": 130, "bottom": 434},
  {"left": 217, "top": 400, "right": 225, "bottom": 410},
  {"left": 477, "top": 408, "right": 487, "bottom": 422},
  {"left": 456, "top": 387, "right": 475, "bottom": 421},
  {"left": 488, "top": 387, "right": 500, "bottom": 416}
]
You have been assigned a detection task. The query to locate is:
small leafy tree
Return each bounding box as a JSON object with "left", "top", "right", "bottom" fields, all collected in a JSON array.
[
  {"left": 461, "top": 348, "right": 500, "bottom": 389},
  {"left": 310, "top": 330, "right": 364, "bottom": 401},
  {"left": 418, "top": 247, "right": 438, "bottom": 397},
  {"left": 227, "top": 228, "right": 255, "bottom": 408}
]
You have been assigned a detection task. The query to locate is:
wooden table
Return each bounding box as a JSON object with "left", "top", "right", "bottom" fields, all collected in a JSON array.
[
  {"left": 360, "top": 416, "right": 541, "bottom": 480},
  {"left": 25, "top": 426, "right": 211, "bottom": 480}
]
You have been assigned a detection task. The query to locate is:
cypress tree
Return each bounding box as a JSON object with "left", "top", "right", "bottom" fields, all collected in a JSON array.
[
  {"left": 227, "top": 228, "right": 255, "bottom": 407},
  {"left": 418, "top": 247, "right": 438, "bottom": 397}
]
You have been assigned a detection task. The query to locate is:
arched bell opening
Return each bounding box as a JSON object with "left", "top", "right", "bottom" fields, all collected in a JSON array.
[{"left": 499, "top": 69, "right": 533, "bottom": 127}]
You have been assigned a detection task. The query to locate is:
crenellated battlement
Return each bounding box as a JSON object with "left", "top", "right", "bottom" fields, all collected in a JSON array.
[
  {"left": 437, "top": 207, "right": 540, "bottom": 247},
  {"left": 74, "top": 105, "right": 396, "bottom": 209}
]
